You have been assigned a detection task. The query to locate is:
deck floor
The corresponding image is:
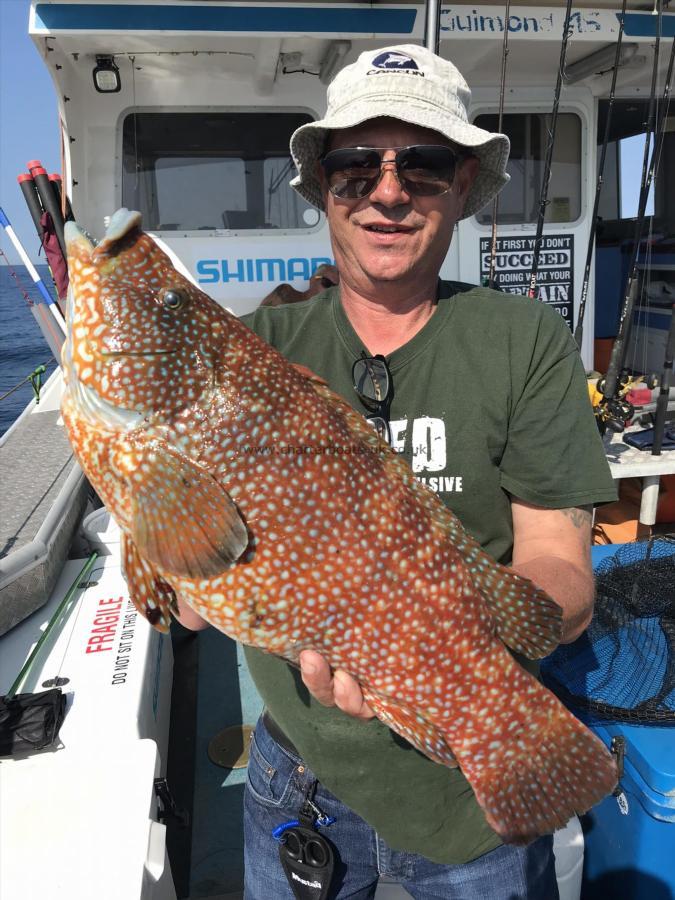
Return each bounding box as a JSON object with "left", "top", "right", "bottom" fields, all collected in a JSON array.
[
  {"left": 191, "top": 631, "right": 263, "bottom": 898},
  {"left": 167, "top": 628, "right": 428, "bottom": 900},
  {"left": 0, "top": 408, "right": 76, "bottom": 559},
  {"left": 167, "top": 626, "right": 263, "bottom": 900}
]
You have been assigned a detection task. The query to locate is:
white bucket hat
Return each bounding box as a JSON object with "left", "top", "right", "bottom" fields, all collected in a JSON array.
[{"left": 290, "top": 44, "right": 510, "bottom": 219}]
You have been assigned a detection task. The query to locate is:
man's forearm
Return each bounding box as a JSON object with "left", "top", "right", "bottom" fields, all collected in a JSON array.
[{"left": 511, "top": 555, "right": 594, "bottom": 644}]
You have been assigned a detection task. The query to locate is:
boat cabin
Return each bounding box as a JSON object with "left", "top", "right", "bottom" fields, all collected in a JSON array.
[
  {"left": 29, "top": 0, "right": 675, "bottom": 373},
  {"left": 0, "top": 3, "right": 672, "bottom": 899}
]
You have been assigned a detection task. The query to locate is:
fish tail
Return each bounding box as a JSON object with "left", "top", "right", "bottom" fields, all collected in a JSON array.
[{"left": 454, "top": 682, "right": 617, "bottom": 844}]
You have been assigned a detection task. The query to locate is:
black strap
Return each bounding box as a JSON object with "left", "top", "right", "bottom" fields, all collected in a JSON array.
[{"left": 278, "top": 781, "right": 336, "bottom": 900}]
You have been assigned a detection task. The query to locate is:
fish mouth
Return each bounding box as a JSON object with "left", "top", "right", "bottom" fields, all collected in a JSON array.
[
  {"left": 65, "top": 209, "right": 143, "bottom": 257},
  {"left": 64, "top": 220, "right": 98, "bottom": 250}
]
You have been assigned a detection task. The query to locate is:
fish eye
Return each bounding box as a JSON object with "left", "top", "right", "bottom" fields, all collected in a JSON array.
[{"left": 161, "top": 288, "right": 188, "bottom": 310}]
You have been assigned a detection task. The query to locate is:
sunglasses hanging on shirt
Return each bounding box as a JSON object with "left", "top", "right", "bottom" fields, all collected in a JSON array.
[
  {"left": 321, "top": 144, "right": 465, "bottom": 200},
  {"left": 352, "top": 352, "right": 393, "bottom": 445}
]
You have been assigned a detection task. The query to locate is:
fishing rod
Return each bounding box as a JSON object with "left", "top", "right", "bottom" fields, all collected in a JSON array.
[
  {"left": 527, "top": 0, "right": 574, "bottom": 300},
  {"left": 17, "top": 169, "right": 69, "bottom": 310},
  {"left": 424, "top": 0, "right": 441, "bottom": 53},
  {"left": 488, "top": 0, "right": 511, "bottom": 289},
  {"left": 28, "top": 160, "right": 68, "bottom": 261},
  {"left": 0, "top": 206, "right": 66, "bottom": 361},
  {"left": 651, "top": 303, "right": 675, "bottom": 456},
  {"left": 17, "top": 173, "right": 45, "bottom": 241},
  {"left": 49, "top": 173, "right": 75, "bottom": 224},
  {"left": 573, "top": 0, "right": 628, "bottom": 350},
  {"left": 0, "top": 206, "right": 65, "bottom": 327},
  {"left": 25, "top": 162, "right": 70, "bottom": 310},
  {"left": 597, "top": 26, "right": 674, "bottom": 432}
]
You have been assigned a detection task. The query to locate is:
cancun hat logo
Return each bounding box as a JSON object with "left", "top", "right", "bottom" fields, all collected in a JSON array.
[{"left": 368, "top": 51, "right": 424, "bottom": 76}]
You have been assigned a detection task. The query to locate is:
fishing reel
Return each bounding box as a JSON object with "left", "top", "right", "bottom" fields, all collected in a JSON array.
[
  {"left": 591, "top": 370, "right": 639, "bottom": 434},
  {"left": 595, "top": 396, "right": 635, "bottom": 434}
]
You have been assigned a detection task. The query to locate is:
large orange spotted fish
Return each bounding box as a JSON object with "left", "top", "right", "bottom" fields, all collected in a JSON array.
[{"left": 62, "top": 209, "right": 616, "bottom": 843}]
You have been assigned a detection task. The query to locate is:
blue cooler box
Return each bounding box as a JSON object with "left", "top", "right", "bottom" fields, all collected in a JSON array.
[
  {"left": 544, "top": 542, "right": 675, "bottom": 899},
  {"left": 581, "top": 721, "right": 675, "bottom": 899}
]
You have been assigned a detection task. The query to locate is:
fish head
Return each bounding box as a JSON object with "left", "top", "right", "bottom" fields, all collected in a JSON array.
[{"left": 63, "top": 208, "right": 225, "bottom": 430}]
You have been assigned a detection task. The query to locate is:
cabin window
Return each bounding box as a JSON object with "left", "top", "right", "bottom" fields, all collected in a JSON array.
[
  {"left": 473, "top": 113, "right": 581, "bottom": 225},
  {"left": 121, "top": 111, "right": 316, "bottom": 231},
  {"left": 595, "top": 98, "right": 657, "bottom": 223}
]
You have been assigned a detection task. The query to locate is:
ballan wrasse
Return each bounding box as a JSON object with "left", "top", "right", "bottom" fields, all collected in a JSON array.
[{"left": 62, "top": 209, "right": 617, "bottom": 843}]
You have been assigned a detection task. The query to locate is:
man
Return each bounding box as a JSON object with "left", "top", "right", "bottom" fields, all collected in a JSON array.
[{"left": 180, "top": 45, "right": 616, "bottom": 898}]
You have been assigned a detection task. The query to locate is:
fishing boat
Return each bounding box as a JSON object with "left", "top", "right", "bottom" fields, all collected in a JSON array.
[{"left": 1, "top": 1, "right": 674, "bottom": 898}]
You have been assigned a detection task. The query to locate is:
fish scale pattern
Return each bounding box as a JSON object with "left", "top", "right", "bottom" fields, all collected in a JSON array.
[{"left": 61, "top": 209, "right": 618, "bottom": 844}]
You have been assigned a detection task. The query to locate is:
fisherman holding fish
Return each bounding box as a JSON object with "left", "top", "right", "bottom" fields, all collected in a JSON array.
[
  {"left": 170, "top": 46, "right": 616, "bottom": 898},
  {"left": 62, "top": 43, "right": 618, "bottom": 900}
]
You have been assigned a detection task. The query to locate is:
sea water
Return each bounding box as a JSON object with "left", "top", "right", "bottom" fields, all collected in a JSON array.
[{"left": 0, "top": 265, "right": 58, "bottom": 436}]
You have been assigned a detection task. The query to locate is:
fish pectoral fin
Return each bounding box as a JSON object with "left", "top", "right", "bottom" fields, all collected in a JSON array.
[
  {"left": 473, "top": 555, "right": 562, "bottom": 659},
  {"left": 121, "top": 532, "right": 179, "bottom": 633},
  {"left": 129, "top": 438, "right": 249, "bottom": 580},
  {"left": 361, "top": 686, "right": 458, "bottom": 768},
  {"left": 291, "top": 362, "right": 329, "bottom": 386},
  {"left": 490, "top": 570, "right": 562, "bottom": 659}
]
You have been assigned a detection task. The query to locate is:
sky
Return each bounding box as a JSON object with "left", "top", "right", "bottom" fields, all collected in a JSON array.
[
  {"left": 0, "top": 0, "right": 652, "bottom": 265},
  {"left": 0, "top": 0, "right": 60, "bottom": 265}
]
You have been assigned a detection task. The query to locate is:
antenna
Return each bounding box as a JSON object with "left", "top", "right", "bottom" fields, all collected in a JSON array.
[
  {"left": 424, "top": 0, "right": 441, "bottom": 53},
  {"left": 527, "top": 0, "right": 574, "bottom": 301}
]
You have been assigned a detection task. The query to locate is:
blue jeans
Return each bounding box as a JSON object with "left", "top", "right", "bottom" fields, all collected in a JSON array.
[{"left": 243, "top": 715, "right": 560, "bottom": 899}]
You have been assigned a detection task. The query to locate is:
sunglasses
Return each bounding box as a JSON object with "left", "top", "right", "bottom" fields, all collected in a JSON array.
[
  {"left": 321, "top": 145, "right": 464, "bottom": 200},
  {"left": 352, "top": 352, "right": 393, "bottom": 444}
]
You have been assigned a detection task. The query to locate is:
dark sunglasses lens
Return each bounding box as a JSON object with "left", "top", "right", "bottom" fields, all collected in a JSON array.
[
  {"left": 352, "top": 356, "right": 390, "bottom": 403},
  {"left": 398, "top": 146, "right": 458, "bottom": 196},
  {"left": 367, "top": 415, "right": 391, "bottom": 443},
  {"left": 322, "top": 149, "right": 381, "bottom": 199},
  {"left": 322, "top": 146, "right": 458, "bottom": 199}
]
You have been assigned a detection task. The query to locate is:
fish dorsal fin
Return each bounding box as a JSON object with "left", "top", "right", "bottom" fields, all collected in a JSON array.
[
  {"left": 129, "top": 437, "right": 249, "bottom": 580},
  {"left": 121, "top": 532, "right": 178, "bottom": 632},
  {"left": 292, "top": 362, "right": 329, "bottom": 386},
  {"left": 308, "top": 378, "right": 387, "bottom": 445}
]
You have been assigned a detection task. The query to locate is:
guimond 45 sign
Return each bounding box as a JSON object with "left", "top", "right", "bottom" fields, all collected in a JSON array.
[{"left": 479, "top": 235, "right": 574, "bottom": 328}]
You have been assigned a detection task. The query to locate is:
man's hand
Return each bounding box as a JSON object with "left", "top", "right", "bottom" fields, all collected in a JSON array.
[{"left": 299, "top": 650, "right": 375, "bottom": 720}]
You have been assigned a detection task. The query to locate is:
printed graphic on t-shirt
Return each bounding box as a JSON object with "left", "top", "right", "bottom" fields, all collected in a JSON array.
[{"left": 390, "top": 417, "right": 463, "bottom": 494}]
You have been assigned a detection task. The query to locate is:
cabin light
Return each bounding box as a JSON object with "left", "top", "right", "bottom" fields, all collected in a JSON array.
[
  {"left": 564, "top": 43, "right": 638, "bottom": 85},
  {"left": 92, "top": 56, "right": 121, "bottom": 93},
  {"left": 319, "top": 40, "right": 351, "bottom": 85}
]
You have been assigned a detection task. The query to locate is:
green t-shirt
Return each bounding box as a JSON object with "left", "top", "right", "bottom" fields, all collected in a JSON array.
[{"left": 240, "top": 282, "right": 616, "bottom": 864}]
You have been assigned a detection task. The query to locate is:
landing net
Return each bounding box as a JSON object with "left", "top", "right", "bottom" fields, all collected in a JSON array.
[{"left": 543, "top": 538, "right": 675, "bottom": 724}]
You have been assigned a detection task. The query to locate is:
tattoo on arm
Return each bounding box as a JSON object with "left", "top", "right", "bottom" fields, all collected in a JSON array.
[{"left": 560, "top": 505, "right": 592, "bottom": 529}]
